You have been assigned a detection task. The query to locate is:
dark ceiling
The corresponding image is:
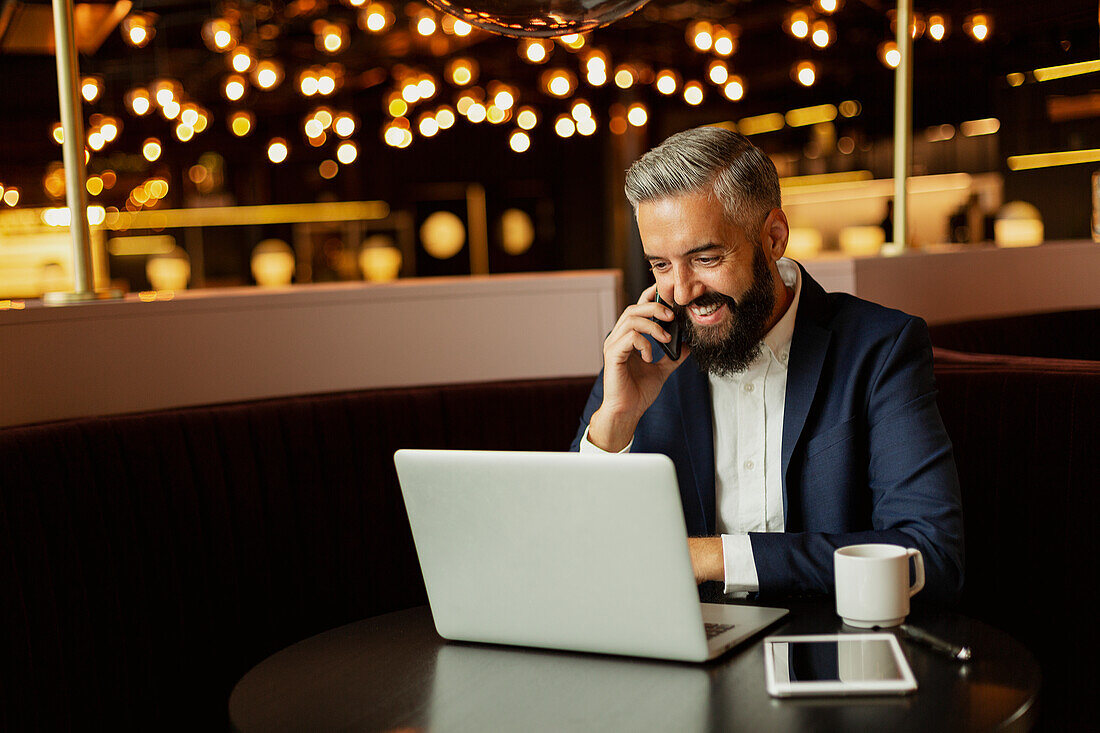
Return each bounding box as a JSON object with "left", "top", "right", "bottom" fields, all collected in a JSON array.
[{"left": 0, "top": 0, "right": 1097, "bottom": 210}]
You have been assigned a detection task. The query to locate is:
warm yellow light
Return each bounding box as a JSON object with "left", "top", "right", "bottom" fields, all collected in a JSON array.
[
  {"left": 693, "top": 30, "right": 713, "bottom": 52},
  {"left": 587, "top": 67, "right": 607, "bottom": 86},
  {"left": 928, "top": 15, "right": 947, "bottom": 41},
  {"left": 364, "top": 5, "right": 389, "bottom": 32},
  {"left": 305, "top": 118, "right": 324, "bottom": 138},
  {"left": 449, "top": 58, "right": 475, "bottom": 86},
  {"left": 785, "top": 103, "right": 838, "bottom": 127},
  {"left": 175, "top": 123, "right": 194, "bottom": 142},
  {"left": 795, "top": 61, "right": 816, "bottom": 87},
  {"left": 229, "top": 111, "right": 253, "bottom": 136},
  {"left": 100, "top": 119, "right": 119, "bottom": 141},
  {"left": 453, "top": 19, "right": 471, "bottom": 36},
  {"left": 314, "top": 108, "right": 333, "bottom": 128},
  {"left": 2, "top": 187, "right": 18, "bottom": 206},
  {"left": 402, "top": 82, "right": 420, "bottom": 103},
  {"left": 388, "top": 95, "right": 409, "bottom": 117},
  {"left": 129, "top": 26, "right": 147, "bottom": 46},
  {"left": 627, "top": 103, "right": 647, "bottom": 127},
  {"left": 316, "top": 72, "right": 337, "bottom": 96},
  {"left": 51, "top": 122, "right": 64, "bottom": 143},
  {"left": 88, "top": 131, "right": 105, "bottom": 150},
  {"left": 790, "top": 15, "right": 809, "bottom": 39},
  {"left": 254, "top": 61, "right": 282, "bottom": 89},
  {"left": 559, "top": 33, "right": 585, "bottom": 50},
  {"left": 334, "top": 114, "right": 355, "bottom": 137},
  {"left": 811, "top": 21, "right": 832, "bottom": 48},
  {"left": 545, "top": 70, "right": 575, "bottom": 97},
  {"left": 494, "top": 89, "right": 515, "bottom": 110},
  {"left": 155, "top": 85, "right": 175, "bottom": 107},
  {"left": 880, "top": 41, "right": 901, "bottom": 68},
  {"left": 1033, "top": 59, "right": 1100, "bottom": 82},
  {"left": 656, "top": 70, "right": 678, "bottom": 95},
  {"left": 576, "top": 116, "right": 596, "bottom": 136},
  {"left": 224, "top": 76, "right": 246, "bottom": 101},
  {"left": 383, "top": 123, "right": 408, "bottom": 147},
  {"left": 614, "top": 66, "right": 635, "bottom": 89},
  {"left": 683, "top": 81, "right": 704, "bottom": 106},
  {"left": 336, "top": 141, "right": 358, "bottom": 164},
  {"left": 960, "top": 117, "right": 1000, "bottom": 137},
  {"left": 122, "top": 14, "right": 155, "bottom": 48},
  {"left": 300, "top": 71, "right": 319, "bottom": 96},
  {"left": 161, "top": 100, "right": 181, "bottom": 119},
  {"left": 486, "top": 105, "right": 507, "bottom": 124},
  {"left": 554, "top": 115, "right": 576, "bottom": 137},
  {"left": 817, "top": 0, "right": 839, "bottom": 12},
  {"left": 319, "top": 160, "right": 338, "bottom": 179},
  {"left": 418, "top": 76, "right": 437, "bottom": 99},
  {"left": 1007, "top": 147, "right": 1100, "bottom": 171},
  {"left": 524, "top": 39, "right": 549, "bottom": 63},
  {"left": 322, "top": 27, "right": 344, "bottom": 53},
  {"left": 839, "top": 100, "right": 861, "bottom": 117},
  {"left": 456, "top": 94, "right": 476, "bottom": 116},
  {"left": 81, "top": 77, "right": 102, "bottom": 103},
  {"left": 570, "top": 101, "right": 592, "bottom": 121},
  {"left": 231, "top": 49, "right": 253, "bottom": 73},
  {"left": 707, "top": 61, "right": 728, "bottom": 85},
  {"left": 466, "top": 103, "right": 487, "bottom": 123},
  {"left": 86, "top": 176, "right": 104, "bottom": 196},
  {"left": 966, "top": 13, "right": 990, "bottom": 42},
  {"left": 724, "top": 77, "right": 745, "bottom": 101},
  {"left": 510, "top": 130, "right": 531, "bottom": 152},
  {"left": 419, "top": 114, "right": 439, "bottom": 137},
  {"left": 516, "top": 107, "right": 538, "bottom": 130},
  {"left": 436, "top": 106, "right": 456, "bottom": 129},
  {"left": 179, "top": 105, "right": 199, "bottom": 127},
  {"left": 417, "top": 13, "right": 436, "bottom": 36},
  {"left": 215, "top": 30, "right": 233, "bottom": 49},
  {"left": 737, "top": 112, "right": 784, "bottom": 135},
  {"left": 713, "top": 29, "right": 735, "bottom": 56},
  {"left": 142, "top": 138, "right": 161, "bottom": 161},
  {"left": 127, "top": 88, "right": 151, "bottom": 116},
  {"left": 267, "top": 140, "right": 289, "bottom": 163}
]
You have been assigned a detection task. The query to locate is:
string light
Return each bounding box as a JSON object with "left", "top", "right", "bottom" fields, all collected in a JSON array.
[
  {"left": 516, "top": 107, "right": 539, "bottom": 130},
  {"left": 122, "top": 13, "right": 155, "bottom": 47},
  {"left": 707, "top": 61, "right": 728, "bottom": 85},
  {"left": 224, "top": 75, "right": 247, "bottom": 101},
  {"left": 228, "top": 111, "right": 253, "bottom": 136},
  {"left": 965, "top": 13, "right": 990, "bottom": 41},
  {"left": 928, "top": 14, "right": 948, "bottom": 41},
  {"left": 142, "top": 138, "right": 162, "bottom": 161},
  {"left": 416, "top": 11, "right": 436, "bottom": 36},
  {"left": 683, "top": 81, "right": 705, "bottom": 106},
  {"left": 230, "top": 48, "right": 253, "bottom": 73},
  {"left": 655, "top": 70, "right": 679, "bottom": 95},
  {"left": 336, "top": 141, "right": 358, "bottom": 164},
  {"left": 509, "top": 130, "right": 531, "bottom": 152},
  {"left": 614, "top": 65, "right": 635, "bottom": 89},
  {"left": 554, "top": 115, "right": 576, "bottom": 138},
  {"left": 267, "top": 138, "right": 289, "bottom": 163},
  {"left": 878, "top": 41, "right": 901, "bottom": 69},
  {"left": 723, "top": 76, "right": 745, "bottom": 101},
  {"left": 794, "top": 61, "right": 817, "bottom": 87},
  {"left": 81, "top": 76, "right": 102, "bottom": 103},
  {"left": 627, "top": 103, "right": 648, "bottom": 126},
  {"left": 787, "top": 10, "right": 810, "bottom": 39}
]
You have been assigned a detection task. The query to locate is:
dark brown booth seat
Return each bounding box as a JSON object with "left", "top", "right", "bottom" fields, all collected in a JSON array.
[
  {"left": 3, "top": 357, "right": 1098, "bottom": 730},
  {"left": 928, "top": 308, "right": 1100, "bottom": 361}
]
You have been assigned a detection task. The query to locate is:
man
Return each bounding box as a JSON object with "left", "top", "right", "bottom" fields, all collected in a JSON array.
[{"left": 571, "top": 126, "right": 963, "bottom": 603}]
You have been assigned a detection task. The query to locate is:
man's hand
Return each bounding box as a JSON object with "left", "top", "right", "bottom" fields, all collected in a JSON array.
[
  {"left": 688, "top": 537, "right": 725, "bottom": 585},
  {"left": 587, "top": 284, "right": 689, "bottom": 452}
]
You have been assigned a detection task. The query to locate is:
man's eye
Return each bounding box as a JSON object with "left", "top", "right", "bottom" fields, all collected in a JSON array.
[
  {"left": 696, "top": 256, "right": 719, "bottom": 266},
  {"left": 649, "top": 262, "right": 670, "bottom": 272}
]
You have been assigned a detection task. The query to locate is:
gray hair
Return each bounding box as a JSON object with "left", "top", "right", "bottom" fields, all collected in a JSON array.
[{"left": 624, "top": 125, "right": 781, "bottom": 239}]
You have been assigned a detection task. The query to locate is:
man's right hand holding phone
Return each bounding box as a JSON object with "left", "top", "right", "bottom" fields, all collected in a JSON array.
[{"left": 586, "top": 284, "right": 689, "bottom": 452}]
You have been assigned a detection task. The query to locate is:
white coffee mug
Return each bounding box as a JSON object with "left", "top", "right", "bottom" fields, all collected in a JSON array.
[{"left": 834, "top": 544, "right": 925, "bottom": 628}]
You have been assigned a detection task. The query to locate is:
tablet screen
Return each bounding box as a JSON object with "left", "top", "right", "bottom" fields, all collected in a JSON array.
[{"left": 777, "top": 639, "right": 903, "bottom": 682}]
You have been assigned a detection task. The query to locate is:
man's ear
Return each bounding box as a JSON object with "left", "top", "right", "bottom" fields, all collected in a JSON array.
[{"left": 760, "top": 208, "right": 789, "bottom": 262}]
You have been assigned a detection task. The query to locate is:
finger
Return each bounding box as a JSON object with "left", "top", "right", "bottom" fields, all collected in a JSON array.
[{"left": 636, "top": 283, "right": 658, "bottom": 306}]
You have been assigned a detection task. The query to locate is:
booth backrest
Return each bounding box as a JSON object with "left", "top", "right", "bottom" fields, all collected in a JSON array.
[
  {"left": 3, "top": 358, "right": 1098, "bottom": 730},
  {"left": 928, "top": 308, "right": 1100, "bottom": 361}
]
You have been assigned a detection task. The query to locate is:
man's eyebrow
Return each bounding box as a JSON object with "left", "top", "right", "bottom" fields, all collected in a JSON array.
[{"left": 643, "top": 244, "right": 722, "bottom": 262}]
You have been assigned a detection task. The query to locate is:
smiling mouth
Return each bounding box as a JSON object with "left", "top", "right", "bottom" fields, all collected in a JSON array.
[{"left": 688, "top": 301, "right": 727, "bottom": 325}]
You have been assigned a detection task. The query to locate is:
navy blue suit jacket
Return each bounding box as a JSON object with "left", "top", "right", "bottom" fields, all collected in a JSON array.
[{"left": 571, "top": 266, "right": 964, "bottom": 603}]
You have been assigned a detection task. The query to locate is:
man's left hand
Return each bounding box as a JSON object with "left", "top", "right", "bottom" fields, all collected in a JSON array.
[{"left": 688, "top": 536, "right": 725, "bottom": 585}]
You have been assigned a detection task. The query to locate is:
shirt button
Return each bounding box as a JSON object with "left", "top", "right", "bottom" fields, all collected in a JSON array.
[
  {"left": 744, "top": 460, "right": 755, "bottom": 471},
  {"left": 779, "top": 352, "right": 788, "bottom": 363},
  {"left": 743, "top": 383, "right": 754, "bottom": 392}
]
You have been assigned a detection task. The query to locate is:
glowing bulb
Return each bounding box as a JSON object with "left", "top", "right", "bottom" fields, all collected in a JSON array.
[
  {"left": 656, "top": 71, "right": 678, "bottom": 95},
  {"left": 693, "top": 29, "right": 713, "bottom": 51},
  {"left": 305, "top": 118, "right": 324, "bottom": 138},
  {"left": 812, "top": 21, "right": 832, "bottom": 48},
  {"left": 818, "top": 0, "right": 839, "bottom": 12},
  {"left": 51, "top": 122, "right": 64, "bottom": 143},
  {"left": 417, "top": 14, "right": 436, "bottom": 36},
  {"left": 176, "top": 124, "right": 194, "bottom": 142},
  {"left": 334, "top": 114, "right": 355, "bottom": 137},
  {"left": 614, "top": 67, "right": 634, "bottom": 88},
  {"left": 707, "top": 61, "right": 728, "bottom": 85},
  {"left": 86, "top": 176, "right": 103, "bottom": 196},
  {"left": 129, "top": 26, "right": 147, "bottom": 46},
  {"left": 576, "top": 116, "right": 596, "bottom": 136},
  {"left": 494, "top": 89, "right": 515, "bottom": 110},
  {"left": 254, "top": 61, "right": 281, "bottom": 90},
  {"left": 436, "top": 107, "right": 455, "bottom": 129},
  {"left": 453, "top": 20, "right": 471, "bottom": 36},
  {"left": 317, "top": 72, "right": 337, "bottom": 96},
  {"left": 517, "top": 107, "right": 538, "bottom": 130},
  {"left": 128, "top": 88, "right": 151, "bottom": 116},
  {"left": 525, "top": 40, "right": 548, "bottom": 63},
  {"left": 789, "top": 11, "right": 810, "bottom": 39},
  {"left": 418, "top": 77, "right": 437, "bottom": 99},
  {"left": 554, "top": 115, "right": 576, "bottom": 137},
  {"left": 419, "top": 114, "right": 439, "bottom": 136},
  {"left": 162, "top": 100, "right": 180, "bottom": 119},
  {"left": 796, "top": 61, "right": 816, "bottom": 86},
  {"left": 929, "top": 15, "right": 947, "bottom": 41},
  {"left": 180, "top": 105, "right": 199, "bottom": 127},
  {"left": 231, "top": 49, "right": 253, "bottom": 73},
  {"left": 384, "top": 125, "right": 406, "bottom": 147},
  {"left": 267, "top": 139, "right": 288, "bottom": 163},
  {"left": 627, "top": 103, "right": 648, "bottom": 126},
  {"left": 319, "top": 160, "right": 338, "bottom": 179},
  {"left": 100, "top": 120, "right": 118, "bottom": 141},
  {"left": 323, "top": 28, "right": 344, "bottom": 53},
  {"left": 229, "top": 111, "right": 253, "bottom": 136},
  {"left": 880, "top": 41, "right": 900, "bottom": 68},
  {"left": 142, "top": 138, "right": 162, "bottom": 161},
  {"left": 402, "top": 82, "right": 420, "bottom": 103},
  {"left": 571, "top": 101, "right": 592, "bottom": 121},
  {"left": 3, "top": 187, "right": 20, "bottom": 206},
  {"left": 364, "top": 5, "right": 388, "bottom": 32},
  {"left": 88, "top": 131, "right": 105, "bottom": 150},
  {"left": 336, "top": 141, "right": 358, "bottom": 164},
  {"left": 466, "top": 103, "right": 487, "bottom": 123},
  {"left": 300, "top": 72, "right": 318, "bottom": 96},
  {"left": 509, "top": 130, "right": 530, "bottom": 153},
  {"left": 155, "top": 86, "right": 174, "bottom": 107},
  {"left": 967, "top": 14, "right": 989, "bottom": 41},
  {"left": 224, "top": 76, "right": 246, "bottom": 101},
  {"left": 81, "top": 77, "right": 101, "bottom": 103},
  {"left": 723, "top": 77, "right": 744, "bottom": 101},
  {"left": 683, "top": 81, "right": 704, "bottom": 105},
  {"left": 713, "top": 31, "right": 735, "bottom": 56}
]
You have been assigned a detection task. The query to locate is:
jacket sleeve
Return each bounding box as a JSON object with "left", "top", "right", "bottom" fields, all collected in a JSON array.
[
  {"left": 569, "top": 373, "right": 605, "bottom": 452},
  {"left": 748, "top": 318, "right": 965, "bottom": 604}
]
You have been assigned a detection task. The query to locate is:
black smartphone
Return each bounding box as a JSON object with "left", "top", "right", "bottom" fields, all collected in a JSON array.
[{"left": 652, "top": 292, "right": 684, "bottom": 361}]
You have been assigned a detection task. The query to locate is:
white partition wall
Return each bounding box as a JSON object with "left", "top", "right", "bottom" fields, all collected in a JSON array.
[{"left": 0, "top": 270, "right": 619, "bottom": 428}]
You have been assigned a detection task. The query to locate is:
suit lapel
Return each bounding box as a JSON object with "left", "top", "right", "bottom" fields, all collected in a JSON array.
[
  {"left": 781, "top": 267, "right": 832, "bottom": 524},
  {"left": 675, "top": 358, "right": 716, "bottom": 533}
]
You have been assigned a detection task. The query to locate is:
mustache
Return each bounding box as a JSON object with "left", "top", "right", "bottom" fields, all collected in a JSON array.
[{"left": 687, "top": 291, "right": 737, "bottom": 310}]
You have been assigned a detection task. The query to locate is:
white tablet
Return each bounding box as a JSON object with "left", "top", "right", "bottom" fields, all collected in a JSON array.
[{"left": 764, "top": 633, "right": 917, "bottom": 697}]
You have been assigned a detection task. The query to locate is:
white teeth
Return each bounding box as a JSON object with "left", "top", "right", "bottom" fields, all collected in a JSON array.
[{"left": 691, "top": 303, "right": 720, "bottom": 317}]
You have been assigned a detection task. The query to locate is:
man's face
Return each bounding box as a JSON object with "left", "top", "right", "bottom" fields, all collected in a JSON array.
[{"left": 638, "top": 190, "right": 780, "bottom": 376}]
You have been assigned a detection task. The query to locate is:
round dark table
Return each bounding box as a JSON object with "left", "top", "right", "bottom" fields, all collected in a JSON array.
[{"left": 229, "top": 599, "right": 1040, "bottom": 732}]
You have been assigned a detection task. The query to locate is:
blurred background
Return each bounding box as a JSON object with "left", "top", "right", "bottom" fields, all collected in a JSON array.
[{"left": 1, "top": 0, "right": 1097, "bottom": 299}]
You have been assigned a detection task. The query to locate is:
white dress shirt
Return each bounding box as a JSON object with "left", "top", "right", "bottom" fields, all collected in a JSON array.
[{"left": 580, "top": 258, "right": 802, "bottom": 594}]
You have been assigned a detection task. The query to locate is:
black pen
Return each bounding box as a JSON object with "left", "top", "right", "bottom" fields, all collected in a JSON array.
[{"left": 898, "top": 624, "right": 972, "bottom": 661}]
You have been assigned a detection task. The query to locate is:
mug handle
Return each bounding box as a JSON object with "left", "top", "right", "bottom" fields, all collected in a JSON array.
[{"left": 907, "top": 548, "right": 925, "bottom": 597}]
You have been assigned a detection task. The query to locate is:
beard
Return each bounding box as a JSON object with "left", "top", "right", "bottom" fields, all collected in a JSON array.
[{"left": 684, "top": 246, "right": 777, "bottom": 377}]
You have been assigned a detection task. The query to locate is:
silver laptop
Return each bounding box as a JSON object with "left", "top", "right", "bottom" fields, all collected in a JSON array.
[{"left": 393, "top": 449, "right": 788, "bottom": 662}]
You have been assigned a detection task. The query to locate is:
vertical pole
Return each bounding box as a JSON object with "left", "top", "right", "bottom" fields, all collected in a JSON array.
[
  {"left": 893, "top": 0, "right": 913, "bottom": 250},
  {"left": 50, "top": 0, "right": 94, "bottom": 295}
]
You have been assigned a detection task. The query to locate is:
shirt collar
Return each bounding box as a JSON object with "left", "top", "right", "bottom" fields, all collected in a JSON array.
[{"left": 762, "top": 257, "right": 801, "bottom": 362}]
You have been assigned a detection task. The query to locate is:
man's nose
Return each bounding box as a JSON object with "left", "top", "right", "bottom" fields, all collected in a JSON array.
[{"left": 672, "top": 267, "right": 703, "bottom": 307}]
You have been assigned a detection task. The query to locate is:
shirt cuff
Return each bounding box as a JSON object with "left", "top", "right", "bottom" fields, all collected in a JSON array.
[
  {"left": 721, "top": 534, "right": 760, "bottom": 594},
  {"left": 577, "top": 424, "right": 633, "bottom": 454}
]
